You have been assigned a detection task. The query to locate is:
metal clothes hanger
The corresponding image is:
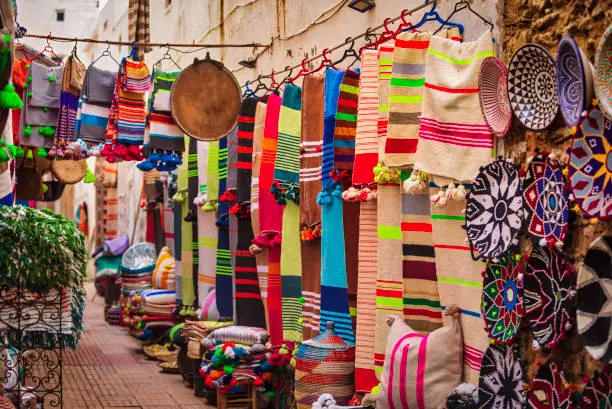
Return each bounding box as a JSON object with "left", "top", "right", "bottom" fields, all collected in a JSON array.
[
  {"left": 71, "top": 39, "right": 83, "bottom": 65},
  {"left": 242, "top": 80, "right": 255, "bottom": 98},
  {"left": 271, "top": 66, "right": 293, "bottom": 94},
  {"left": 30, "top": 34, "right": 62, "bottom": 63},
  {"left": 433, "top": 0, "right": 493, "bottom": 35},
  {"left": 91, "top": 41, "right": 120, "bottom": 66},
  {"left": 331, "top": 38, "right": 361, "bottom": 68},
  {"left": 409, "top": 1, "right": 464, "bottom": 33},
  {"left": 154, "top": 46, "right": 182, "bottom": 70}
]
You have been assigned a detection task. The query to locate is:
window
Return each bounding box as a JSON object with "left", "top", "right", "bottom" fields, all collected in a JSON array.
[{"left": 56, "top": 9, "right": 65, "bottom": 22}]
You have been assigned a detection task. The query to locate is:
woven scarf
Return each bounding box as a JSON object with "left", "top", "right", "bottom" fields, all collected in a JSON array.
[
  {"left": 188, "top": 138, "right": 200, "bottom": 304},
  {"left": 147, "top": 69, "right": 184, "bottom": 153},
  {"left": 163, "top": 174, "right": 175, "bottom": 252},
  {"left": 429, "top": 186, "right": 487, "bottom": 384},
  {"left": 415, "top": 31, "right": 494, "bottom": 183},
  {"left": 128, "top": 0, "right": 152, "bottom": 60},
  {"left": 400, "top": 177, "right": 442, "bottom": 333},
  {"left": 322, "top": 69, "right": 345, "bottom": 190},
  {"left": 173, "top": 193, "right": 183, "bottom": 305},
  {"left": 352, "top": 49, "right": 379, "bottom": 187},
  {"left": 299, "top": 76, "right": 324, "bottom": 340},
  {"left": 378, "top": 41, "right": 395, "bottom": 157},
  {"left": 344, "top": 201, "right": 360, "bottom": 334},
  {"left": 196, "top": 142, "right": 216, "bottom": 312},
  {"left": 75, "top": 65, "right": 116, "bottom": 146},
  {"left": 102, "top": 162, "right": 118, "bottom": 239},
  {"left": 179, "top": 137, "right": 195, "bottom": 307},
  {"left": 276, "top": 85, "right": 303, "bottom": 342},
  {"left": 383, "top": 30, "right": 459, "bottom": 168},
  {"left": 251, "top": 101, "right": 269, "bottom": 329},
  {"left": 331, "top": 70, "right": 360, "bottom": 187},
  {"left": 222, "top": 128, "right": 238, "bottom": 319},
  {"left": 273, "top": 84, "right": 302, "bottom": 201},
  {"left": 215, "top": 135, "right": 233, "bottom": 320},
  {"left": 54, "top": 54, "right": 85, "bottom": 154},
  {"left": 237, "top": 97, "right": 258, "bottom": 203}
]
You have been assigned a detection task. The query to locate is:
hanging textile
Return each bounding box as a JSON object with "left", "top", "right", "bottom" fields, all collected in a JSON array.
[
  {"left": 257, "top": 94, "right": 283, "bottom": 345},
  {"left": 11, "top": 57, "right": 27, "bottom": 142},
  {"left": 196, "top": 141, "right": 217, "bottom": 312},
  {"left": 275, "top": 84, "right": 303, "bottom": 343},
  {"left": 215, "top": 136, "right": 233, "bottom": 320},
  {"left": 430, "top": 186, "right": 487, "bottom": 384},
  {"left": 331, "top": 69, "right": 360, "bottom": 185},
  {"left": 414, "top": 31, "right": 494, "bottom": 183},
  {"left": 163, "top": 173, "right": 176, "bottom": 251},
  {"left": 54, "top": 54, "right": 85, "bottom": 157},
  {"left": 173, "top": 182, "right": 183, "bottom": 305},
  {"left": 237, "top": 97, "right": 258, "bottom": 202},
  {"left": 251, "top": 101, "right": 269, "bottom": 329},
  {"left": 321, "top": 69, "right": 345, "bottom": 191},
  {"left": 102, "top": 161, "right": 118, "bottom": 240},
  {"left": 221, "top": 128, "right": 238, "bottom": 319},
  {"left": 19, "top": 62, "right": 64, "bottom": 149},
  {"left": 187, "top": 138, "right": 200, "bottom": 306},
  {"left": 75, "top": 65, "right": 117, "bottom": 147},
  {"left": 179, "top": 136, "right": 195, "bottom": 308},
  {"left": 128, "top": 0, "right": 152, "bottom": 60},
  {"left": 145, "top": 69, "right": 184, "bottom": 153},
  {"left": 300, "top": 76, "right": 324, "bottom": 340},
  {"left": 353, "top": 48, "right": 380, "bottom": 393}
]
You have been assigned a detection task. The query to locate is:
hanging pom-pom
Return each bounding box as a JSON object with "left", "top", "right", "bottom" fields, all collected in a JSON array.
[
  {"left": 538, "top": 238, "right": 548, "bottom": 247},
  {"left": 23, "top": 125, "right": 33, "bottom": 136},
  {"left": 565, "top": 322, "right": 573, "bottom": 331},
  {"left": 0, "top": 84, "right": 22, "bottom": 109},
  {"left": 38, "top": 126, "right": 55, "bottom": 138},
  {"left": 36, "top": 147, "right": 48, "bottom": 158},
  {"left": 532, "top": 339, "right": 541, "bottom": 351},
  {"left": 136, "top": 160, "right": 155, "bottom": 172},
  {"left": 454, "top": 184, "right": 467, "bottom": 201},
  {"left": 446, "top": 183, "right": 457, "bottom": 199},
  {"left": 0, "top": 147, "right": 8, "bottom": 162},
  {"left": 15, "top": 146, "right": 24, "bottom": 158}
]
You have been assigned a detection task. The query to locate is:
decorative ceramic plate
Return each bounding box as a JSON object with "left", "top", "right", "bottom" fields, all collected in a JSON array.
[
  {"left": 556, "top": 36, "right": 594, "bottom": 127},
  {"left": 478, "top": 344, "right": 526, "bottom": 409},
  {"left": 595, "top": 24, "right": 612, "bottom": 120},
  {"left": 568, "top": 107, "right": 612, "bottom": 218},
  {"left": 577, "top": 236, "right": 612, "bottom": 363},
  {"left": 523, "top": 153, "right": 568, "bottom": 247},
  {"left": 527, "top": 362, "right": 574, "bottom": 409},
  {"left": 524, "top": 246, "right": 576, "bottom": 350},
  {"left": 508, "top": 44, "right": 559, "bottom": 131},
  {"left": 479, "top": 57, "right": 512, "bottom": 138},
  {"left": 466, "top": 159, "right": 523, "bottom": 260},
  {"left": 580, "top": 370, "right": 612, "bottom": 409},
  {"left": 481, "top": 249, "right": 524, "bottom": 344}
]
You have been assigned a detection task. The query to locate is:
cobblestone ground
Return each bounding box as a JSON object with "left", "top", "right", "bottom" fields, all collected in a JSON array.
[{"left": 63, "top": 283, "right": 212, "bottom": 409}]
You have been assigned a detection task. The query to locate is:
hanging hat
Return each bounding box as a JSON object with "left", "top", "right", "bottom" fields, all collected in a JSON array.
[
  {"left": 580, "top": 370, "right": 612, "bottom": 409},
  {"left": 568, "top": 107, "right": 612, "bottom": 219},
  {"left": 527, "top": 362, "right": 573, "bottom": 409},
  {"left": 478, "top": 343, "right": 526, "bottom": 409},
  {"left": 523, "top": 153, "right": 568, "bottom": 248},
  {"left": 524, "top": 246, "right": 576, "bottom": 350},
  {"left": 481, "top": 249, "right": 524, "bottom": 344},
  {"left": 577, "top": 236, "right": 612, "bottom": 363},
  {"left": 465, "top": 159, "right": 523, "bottom": 260}
]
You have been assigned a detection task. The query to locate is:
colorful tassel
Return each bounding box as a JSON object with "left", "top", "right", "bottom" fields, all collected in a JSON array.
[{"left": 0, "top": 84, "right": 22, "bottom": 109}]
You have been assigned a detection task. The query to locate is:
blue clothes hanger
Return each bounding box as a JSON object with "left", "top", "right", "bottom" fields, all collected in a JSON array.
[
  {"left": 405, "top": 0, "right": 464, "bottom": 33},
  {"left": 243, "top": 80, "right": 256, "bottom": 98}
]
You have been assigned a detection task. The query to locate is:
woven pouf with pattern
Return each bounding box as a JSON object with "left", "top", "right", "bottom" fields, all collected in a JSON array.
[
  {"left": 295, "top": 321, "right": 355, "bottom": 409},
  {"left": 478, "top": 344, "right": 526, "bottom": 409},
  {"left": 568, "top": 107, "right": 612, "bottom": 219},
  {"left": 523, "top": 153, "right": 568, "bottom": 247},
  {"left": 466, "top": 159, "right": 523, "bottom": 260},
  {"left": 577, "top": 236, "right": 612, "bottom": 363},
  {"left": 481, "top": 249, "right": 524, "bottom": 344},
  {"left": 527, "top": 362, "right": 574, "bottom": 409},
  {"left": 580, "top": 370, "right": 612, "bottom": 409},
  {"left": 524, "top": 246, "right": 576, "bottom": 350}
]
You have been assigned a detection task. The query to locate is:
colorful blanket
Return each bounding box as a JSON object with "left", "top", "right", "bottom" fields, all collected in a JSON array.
[
  {"left": 414, "top": 31, "right": 494, "bottom": 183},
  {"left": 274, "top": 84, "right": 302, "bottom": 196},
  {"left": 322, "top": 68, "right": 345, "bottom": 190}
]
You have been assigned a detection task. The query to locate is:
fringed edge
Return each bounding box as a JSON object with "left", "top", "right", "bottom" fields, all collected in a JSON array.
[
  {"left": 342, "top": 185, "right": 377, "bottom": 202},
  {"left": 373, "top": 163, "right": 401, "bottom": 185},
  {"left": 270, "top": 181, "right": 300, "bottom": 205}
]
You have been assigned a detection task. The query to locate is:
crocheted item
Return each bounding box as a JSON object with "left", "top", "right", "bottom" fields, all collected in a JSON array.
[
  {"left": 481, "top": 249, "right": 524, "bottom": 344},
  {"left": 376, "top": 308, "right": 462, "bottom": 409},
  {"left": 146, "top": 69, "right": 184, "bottom": 153},
  {"left": 401, "top": 185, "right": 442, "bottom": 333},
  {"left": 466, "top": 159, "right": 523, "bottom": 260},
  {"left": 352, "top": 49, "right": 379, "bottom": 186},
  {"left": 577, "top": 236, "right": 612, "bottom": 363},
  {"left": 273, "top": 84, "right": 302, "bottom": 200},
  {"left": 322, "top": 68, "right": 345, "bottom": 191},
  {"left": 580, "top": 370, "right": 612, "bottom": 409},
  {"left": 215, "top": 136, "right": 233, "bottom": 320},
  {"left": 527, "top": 362, "right": 573, "bottom": 409},
  {"left": 54, "top": 54, "right": 85, "bottom": 156},
  {"left": 331, "top": 69, "right": 359, "bottom": 187},
  {"left": 568, "top": 107, "right": 612, "bottom": 218},
  {"left": 523, "top": 153, "right": 568, "bottom": 247},
  {"left": 524, "top": 246, "right": 576, "bottom": 350},
  {"left": 414, "top": 31, "right": 494, "bottom": 182},
  {"left": 430, "top": 187, "right": 487, "bottom": 384},
  {"left": 478, "top": 344, "right": 526, "bottom": 409}
]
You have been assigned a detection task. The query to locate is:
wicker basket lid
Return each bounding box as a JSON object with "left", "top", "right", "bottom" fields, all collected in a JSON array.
[{"left": 301, "top": 321, "right": 354, "bottom": 351}]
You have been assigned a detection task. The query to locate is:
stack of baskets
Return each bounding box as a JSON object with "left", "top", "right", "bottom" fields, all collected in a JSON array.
[
  {"left": 119, "top": 243, "right": 157, "bottom": 330},
  {"left": 295, "top": 322, "right": 355, "bottom": 409}
]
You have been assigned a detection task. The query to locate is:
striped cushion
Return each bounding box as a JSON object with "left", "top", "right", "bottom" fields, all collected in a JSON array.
[
  {"left": 376, "top": 309, "right": 462, "bottom": 409},
  {"left": 141, "top": 289, "right": 177, "bottom": 305},
  {"left": 208, "top": 325, "right": 269, "bottom": 346},
  {"left": 152, "top": 246, "right": 176, "bottom": 290}
]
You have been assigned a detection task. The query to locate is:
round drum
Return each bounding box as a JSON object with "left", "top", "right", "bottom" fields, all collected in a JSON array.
[
  {"left": 170, "top": 55, "right": 241, "bottom": 141},
  {"left": 51, "top": 159, "right": 86, "bottom": 184}
]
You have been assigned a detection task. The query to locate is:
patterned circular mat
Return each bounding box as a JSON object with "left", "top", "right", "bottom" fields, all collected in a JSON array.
[
  {"left": 466, "top": 159, "right": 523, "bottom": 260},
  {"left": 580, "top": 370, "right": 612, "bottom": 409},
  {"left": 523, "top": 153, "right": 568, "bottom": 247},
  {"left": 568, "top": 107, "right": 612, "bottom": 219},
  {"left": 527, "top": 362, "right": 574, "bottom": 409},
  {"left": 508, "top": 43, "right": 559, "bottom": 131},
  {"left": 481, "top": 249, "right": 524, "bottom": 344},
  {"left": 478, "top": 343, "right": 526, "bottom": 409},
  {"left": 524, "top": 246, "right": 576, "bottom": 350},
  {"left": 577, "top": 236, "right": 612, "bottom": 363}
]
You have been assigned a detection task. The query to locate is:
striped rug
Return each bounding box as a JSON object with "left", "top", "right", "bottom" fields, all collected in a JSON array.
[
  {"left": 300, "top": 76, "right": 325, "bottom": 341},
  {"left": 414, "top": 31, "right": 494, "bottom": 183},
  {"left": 429, "top": 186, "right": 487, "bottom": 384}
]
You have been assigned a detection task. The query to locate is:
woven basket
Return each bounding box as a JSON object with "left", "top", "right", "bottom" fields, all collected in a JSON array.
[
  {"left": 295, "top": 322, "right": 356, "bottom": 409},
  {"left": 187, "top": 338, "right": 202, "bottom": 359},
  {"left": 51, "top": 159, "right": 86, "bottom": 184}
]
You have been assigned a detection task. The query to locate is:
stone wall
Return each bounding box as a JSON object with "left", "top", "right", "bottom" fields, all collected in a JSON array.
[{"left": 503, "top": 0, "right": 612, "bottom": 386}]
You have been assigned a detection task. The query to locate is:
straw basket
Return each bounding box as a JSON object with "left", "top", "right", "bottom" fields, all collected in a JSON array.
[
  {"left": 51, "top": 159, "right": 86, "bottom": 184},
  {"left": 295, "top": 322, "right": 355, "bottom": 409}
]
